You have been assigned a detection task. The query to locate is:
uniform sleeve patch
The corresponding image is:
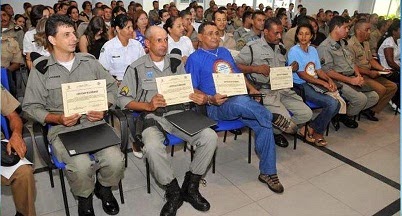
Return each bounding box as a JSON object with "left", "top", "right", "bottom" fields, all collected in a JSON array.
[{"left": 119, "top": 86, "right": 129, "bottom": 96}]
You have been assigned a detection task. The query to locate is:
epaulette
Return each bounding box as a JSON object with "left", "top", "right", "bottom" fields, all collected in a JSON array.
[
  {"left": 35, "top": 57, "right": 49, "bottom": 74},
  {"left": 75, "top": 52, "right": 96, "bottom": 60}
]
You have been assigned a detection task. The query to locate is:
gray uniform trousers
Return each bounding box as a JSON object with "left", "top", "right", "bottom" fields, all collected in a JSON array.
[
  {"left": 260, "top": 88, "right": 313, "bottom": 134},
  {"left": 49, "top": 119, "right": 125, "bottom": 198},
  {"left": 339, "top": 83, "right": 380, "bottom": 116},
  {"left": 142, "top": 112, "right": 218, "bottom": 186}
]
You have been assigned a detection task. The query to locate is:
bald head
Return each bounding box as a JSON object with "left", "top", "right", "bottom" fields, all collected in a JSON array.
[{"left": 145, "top": 26, "right": 168, "bottom": 61}]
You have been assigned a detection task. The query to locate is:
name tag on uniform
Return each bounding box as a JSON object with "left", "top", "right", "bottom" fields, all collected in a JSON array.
[{"left": 112, "top": 56, "right": 120, "bottom": 58}]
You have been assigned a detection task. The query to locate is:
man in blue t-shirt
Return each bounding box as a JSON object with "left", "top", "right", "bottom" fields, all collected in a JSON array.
[{"left": 186, "top": 22, "right": 296, "bottom": 194}]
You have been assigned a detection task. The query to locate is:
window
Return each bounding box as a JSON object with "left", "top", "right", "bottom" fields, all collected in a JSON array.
[{"left": 373, "top": 0, "right": 400, "bottom": 18}]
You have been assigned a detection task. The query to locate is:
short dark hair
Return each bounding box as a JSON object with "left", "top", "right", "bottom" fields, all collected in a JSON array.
[
  {"left": 242, "top": 11, "right": 253, "bottom": 23},
  {"left": 67, "top": 6, "right": 78, "bottom": 16},
  {"left": 30, "top": 5, "right": 48, "bottom": 27},
  {"left": 179, "top": 9, "right": 191, "bottom": 18},
  {"left": 297, "top": 4, "right": 303, "bottom": 8},
  {"left": 112, "top": 6, "right": 126, "bottom": 19},
  {"left": 295, "top": 23, "right": 315, "bottom": 43},
  {"left": 163, "top": 16, "right": 181, "bottom": 33},
  {"left": 23, "top": 2, "right": 32, "bottom": 11},
  {"left": 198, "top": 21, "right": 216, "bottom": 34},
  {"left": 212, "top": 10, "right": 226, "bottom": 21},
  {"left": 325, "top": 10, "right": 333, "bottom": 15},
  {"left": 354, "top": 18, "right": 369, "bottom": 31},
  {"left": 82, "top": 1, "right": 91, "bottom": 10},
  {"left": 264, "top": 17, "right": 282, "bottom": 30},
  {"left": 112, "top": 14, "right": 132, "bottom": 29},
  {"left": 45, "top": 14, "right": 75, "bottom": 47},
  {"left": 329, "top": 16, "right": 347, "bottom": 33},
  {"left": 159, "top": 9, "right": 168, "bottom": 18},
  {"left": 252, "top": 10, "right": 265, "bottom": 19}
]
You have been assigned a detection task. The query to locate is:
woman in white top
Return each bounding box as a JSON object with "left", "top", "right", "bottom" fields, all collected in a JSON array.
[
  {"left": 164, "top": 16, "right": 195, "bottom": 64},
  {"left": 23, "top": 5, "right": 50, "bottom": 69},
  {"left": 377, "top": 19, "right": 400, "bottom": 71},
  {"left": 377, "top": 19, "right": 400, "bottom": 108},
  {"left": 99, "top": 14, "right": 145, "bottom": 82},
  {"left": 157, "top": 9, "right": 170, "bottom": 28}
]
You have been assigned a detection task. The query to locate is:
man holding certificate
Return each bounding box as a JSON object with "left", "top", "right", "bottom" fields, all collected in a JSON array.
[
  {"left": 117, "top": 26, "right": 217, "bottom": 216},
  {"left": 23, "top": 15, "right": 124, "bottom": 216},
  {"left": 186, "top": 21, "right": 296, "bottom": 195},
  {"left": 235, "top": 17, "right": 312, "bottom": 148}
]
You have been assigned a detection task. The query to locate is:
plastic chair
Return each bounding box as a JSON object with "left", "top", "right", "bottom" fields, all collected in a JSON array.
[
  {"left": 33, "top": 110, "right": 128, "bottom": 216},
  {"left": 292, "top": 84, "right": 330, "bottom": 149}
]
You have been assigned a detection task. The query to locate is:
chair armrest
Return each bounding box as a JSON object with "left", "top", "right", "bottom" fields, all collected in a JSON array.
[
  {"left": 108, "top": 109, "right": 129, "bottom": 153},
  {"left": 22, "top": 125, "right": 34, "bottom": 162},
  {"left": 32, "top": 122, "right": 53, "bottom": 168}
]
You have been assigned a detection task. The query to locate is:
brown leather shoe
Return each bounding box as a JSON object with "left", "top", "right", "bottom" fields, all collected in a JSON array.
[{"left": 258, "top": 174, "right": 284, "bottom": 193}]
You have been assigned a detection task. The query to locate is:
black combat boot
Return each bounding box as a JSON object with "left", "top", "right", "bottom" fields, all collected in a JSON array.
[
  {"left": 94, "top": 181, "right": 119, "bottom": 215},
  {"left": 181, "top": 171, "right": 210, "bottom": 211},
  {"left": 160, "top": 179, "right": 183, "bottom": 216},
  {"left": 78, "top": 194, "right": 95, "bottom": 216}
]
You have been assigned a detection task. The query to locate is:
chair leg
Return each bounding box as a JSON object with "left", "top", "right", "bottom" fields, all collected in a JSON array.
[
  {"left": 223, "top": 131, "right": 227, "bottom": 142},
  {"left": 171, "top": 146, "right": 174, "bottom": 157},
  {"left": 234, "top": 134, "right": 238, "bottom": 140},
  {"left": 118, "top": 180, "right": 124, "bottom": 204},
  {"left": 326, "top": 124, "right": 330, "bottom": 136},
  {"left": 124, "top": 151, "right": 128, "bottom": 168},
  {"left": 212, "top": 151, "right": 216, "bottom": 174},
  {"left": 190, "top": 145, "right": 194, "bottom": 162},
  {"left": 248, "top": 128, "right": 252, "bottom": 164},
  {"left": 358, "top": 112, "right": 361, "bottom": 121},
  {"left": 49, "top": 167, "right": 54, "bottom": 188},
  {"left": 146, "top": 158, "right": 151, "bottom": 194},
  {"left": 59, "top": 169, "right": 70, "bottom": 216},
  {"left": 183, "top": 142, "right": 187, "bottom": 152},
  {"left": 293, "top": 133, "right": 297, "bottom": 150}
]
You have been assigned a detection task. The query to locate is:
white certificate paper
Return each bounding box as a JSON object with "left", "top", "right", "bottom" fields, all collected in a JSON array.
[
  {"left": 269, "top": 66, "right": 294, "bottom": 90},
  {"left": 156, "top": 74, "right": 194, "bottom": 106},
  {"left": 213, "top": 73, "right": 248, "bottom": 96},
  {"left": 61, "top": 79, "right": 108, "bottom": 117}
]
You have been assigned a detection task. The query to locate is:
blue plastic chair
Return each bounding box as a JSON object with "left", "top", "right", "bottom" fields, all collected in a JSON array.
[{"left": 33, "top": 110, "right": 128, "bottom": 216}]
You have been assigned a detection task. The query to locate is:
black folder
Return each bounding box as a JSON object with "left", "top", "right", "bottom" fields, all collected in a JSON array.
[
  {"left": 165, "top": 110, "right": 217, "bottom": 136},
  {"left": 59, "top": 123, "right": 120, "bottom": 156}
]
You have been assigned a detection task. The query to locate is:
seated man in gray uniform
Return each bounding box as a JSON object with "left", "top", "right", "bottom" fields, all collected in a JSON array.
[
  {"left": 117, "top": 26, "right": 217, "bottom": 216},
  {"left": 22, "top": 15, "right": 125, "bottom": 216},
  {"left": 236, "top": 18, "right": 312, "bottom": 147},
  {"left": 317, "top": 16, "right": 379, "bottom": 129}
]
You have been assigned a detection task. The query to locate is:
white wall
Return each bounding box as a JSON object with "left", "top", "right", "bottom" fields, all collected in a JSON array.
[
  {"left": 297, "top": 0, "right": 361, "bottom": 15},
  {"left": 5, "top": 0, "right": 374, "bottom": 18}
]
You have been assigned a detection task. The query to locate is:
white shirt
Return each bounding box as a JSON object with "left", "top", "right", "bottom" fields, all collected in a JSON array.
[
  {"left": 167, "top": 34, "right": 195, "bottom": 57},
  {"left": 23, "top": 28, "right": 50, "bottom": 56},
  {"left": 99, "top": 36, "right": 145, "bottom": 80},
  {"left": 378, "top": 36, "right": 400, "bottom": 69},
  {"left": 58, "top": 57, "right": 75, "bottom": 71}
]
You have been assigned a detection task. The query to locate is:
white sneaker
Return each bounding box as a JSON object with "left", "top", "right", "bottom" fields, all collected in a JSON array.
[{"left": 133, "top": 150, "right": 143, "bottom": 159}]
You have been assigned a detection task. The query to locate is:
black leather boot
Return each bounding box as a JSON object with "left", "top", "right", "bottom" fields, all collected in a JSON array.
[
  {"left": 181, "top": 171, "right": 210, "bottom": 211},
  {"left": 94, "top": 181, "right": 119, "bottom": 215},
  {"left": 161, "top": 179, "right": 183, "bottom": 216},
  {"left": 78, "top": 194, "right": 95, "bottom": 216}
]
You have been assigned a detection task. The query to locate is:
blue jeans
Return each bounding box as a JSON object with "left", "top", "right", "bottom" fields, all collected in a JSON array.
[
  {"left": 302, "top": 83, "right": 340, "bottom": 134},
  {"left": 207, "top": 95, "right": 277, "bottom": 175}
]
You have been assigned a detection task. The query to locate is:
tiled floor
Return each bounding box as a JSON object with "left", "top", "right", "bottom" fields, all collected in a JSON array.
[{"left": 2, "top": 107, "right": 400, "bottom": 216}]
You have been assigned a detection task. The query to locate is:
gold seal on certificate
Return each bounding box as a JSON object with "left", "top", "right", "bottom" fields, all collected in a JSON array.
[
  {"left": 156, "top": 74, "right": 194, "bottom": 106},
  {"left": 212, "top": 73, "right": 248, "bottom": 96},
  {"left": 61, "top": 79, "right": 109, "bottom": 117},
  {"left": 269, "top": 66, "right": 294, "bottom": 90}
]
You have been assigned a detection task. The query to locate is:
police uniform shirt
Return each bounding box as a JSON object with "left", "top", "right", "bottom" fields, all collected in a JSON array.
[
  {"left": 233, "top": 26, "right": 248, "bottom": 41},
  {"left": 2, "top": 23, "right": 24, "bottom": 50},
  {"left": 117, "top": 54, "right": 185, "bottom": 108},
  {"left": 1, "top": 86, "right": 20, "bottom": 116},
  {"left": 235, "top": 37, "right": 287, "bottom": 86},
  {"left": 22, "top": 53, "right": 118, "bottom": 124},
  {"left": 23, "top": 28, "right": 50, "bottom": 56},
  {"left": 1, "top": 37, "right": 24, "bottom": 68},
  {"left": 317, "top": 35, "right": 355, "bottom": 76},
  {"left": 347, "top": 36, "right": 372, "bottom": 70},
  {"left": 167, "top": 34, "right": 195, "bottom": 57},
  {"left": 99, "top": 36, "right": 146, "bottom": 81}
]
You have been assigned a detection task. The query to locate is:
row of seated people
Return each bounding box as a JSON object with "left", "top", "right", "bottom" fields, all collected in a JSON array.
[{"left": 1, "top": 8, "right": 400, "bottom": 216}]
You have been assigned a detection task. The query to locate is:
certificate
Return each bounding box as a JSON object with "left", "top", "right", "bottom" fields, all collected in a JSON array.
[
  {"left": 269, "top": 66, "right": 293, "bottom": 90},
  {"left": 156, "top": 74, "right": 194, "bottom": 106},
  {"left": 61, "top": 79, "right": 108, "bottom": 117},
  {"left": 213, "top": 73, "right": 247, "bottom": 96}
]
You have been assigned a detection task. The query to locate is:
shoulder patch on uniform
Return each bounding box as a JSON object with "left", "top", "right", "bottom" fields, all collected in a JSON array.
[
  {"left": 35, "top": 59, "right": 49, "bottom": 74},
  {"left": 320, "top": 58, "right": 325, "bottom": 65},
  {"left": 120, "top": 86, "right": 129, "bottom": 96},
  {"left": 236, "top": 39, "right": 246, "bottom": 50}
]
